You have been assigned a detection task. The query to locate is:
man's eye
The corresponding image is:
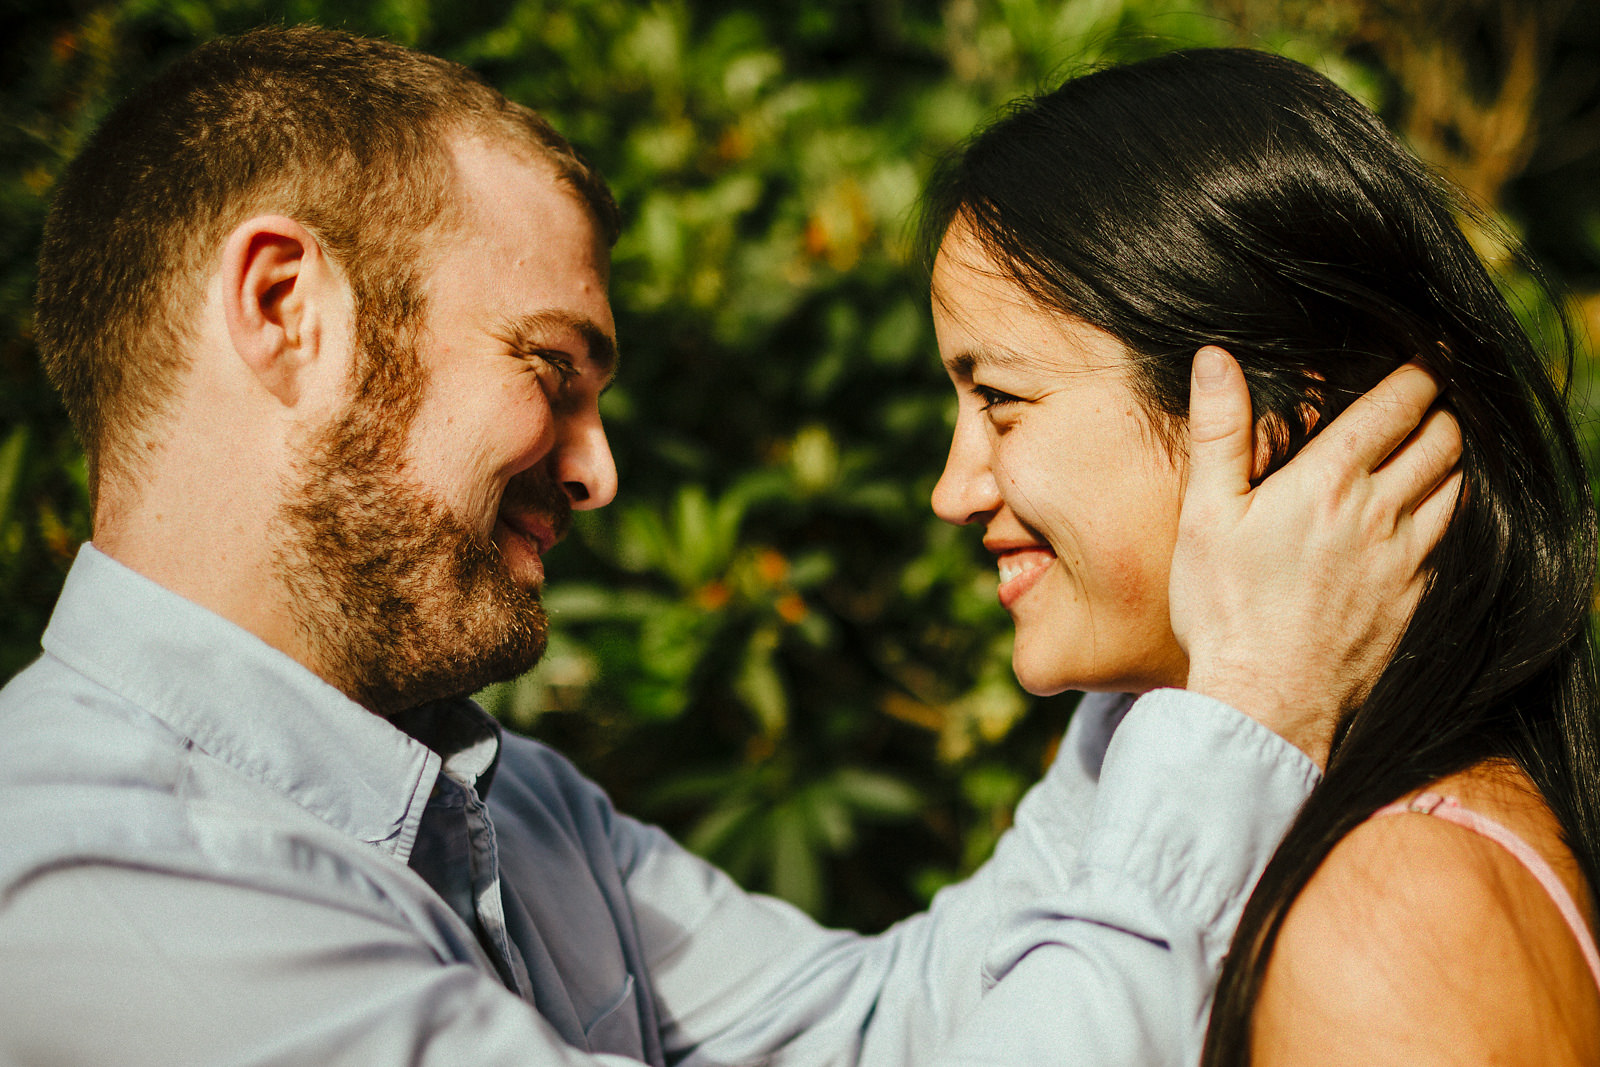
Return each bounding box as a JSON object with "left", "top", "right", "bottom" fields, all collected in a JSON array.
[
  {"left": 525, "top": 348, "right": 578, "bottom": 383},
  {"left": 973, "top": 384, "right": 1020, "bottom": 411}
]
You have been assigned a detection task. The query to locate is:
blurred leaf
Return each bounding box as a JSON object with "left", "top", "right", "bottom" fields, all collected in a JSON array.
[
  {"left": 771, "top": 803, "right": 822, "bottom": 914},
  {"left": 0, "top": 426, "right": 28, "bottom": 533},
  {"left": 543, "top": 583, "right": 670, "bottom": 622},
  {"left": 686, "top": 794, "right": 760, "bottom": 857},
  {"left": 734, "top": 624, "right": 787, "bottom": 738},
  {"left": 790, "top": 424, "right": 840, "bottom": 495},
  {"left": 831, "top": 767, "right": 922, "bottom": 817}
]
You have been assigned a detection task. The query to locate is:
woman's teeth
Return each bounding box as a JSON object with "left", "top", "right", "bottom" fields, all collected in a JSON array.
[{"left": 999, "top": 555, "right": 1047, "bottom": 584}]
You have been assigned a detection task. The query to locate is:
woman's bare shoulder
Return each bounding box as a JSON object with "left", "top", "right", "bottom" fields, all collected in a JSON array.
[{"left": 1250, "top": 765, "right": 1600, "bottom": 1066}]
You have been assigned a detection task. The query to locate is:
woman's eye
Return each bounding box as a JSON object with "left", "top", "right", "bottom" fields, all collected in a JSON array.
[{"left": 973, "top": 384, "right": 1020, "bottom": 411}]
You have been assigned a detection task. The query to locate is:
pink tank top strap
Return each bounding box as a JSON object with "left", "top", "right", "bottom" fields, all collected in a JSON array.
[{"left": 1370, "top": 791, "right": 1600, "bottom": 991}]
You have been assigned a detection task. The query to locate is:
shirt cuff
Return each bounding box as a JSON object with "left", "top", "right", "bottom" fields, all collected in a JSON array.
[{"left": 984, "top": 687, "right": 1318, "bottom": 984}]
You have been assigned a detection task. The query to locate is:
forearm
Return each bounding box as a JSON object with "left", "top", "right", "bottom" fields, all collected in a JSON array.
[
  {"left": 935, "top": 690, "right": 1317, "bottom": 1064},
  {"left": 639, "top": 690, "right": 1316, "bottom": 1066}
]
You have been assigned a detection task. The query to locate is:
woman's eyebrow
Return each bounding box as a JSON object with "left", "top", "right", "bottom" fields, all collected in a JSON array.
[
  {"left": 947, "top": 351, "right": 977, "bottom": 377},
  {"left": 499, "top": 310, "right": 620, "bottom": 386},
  {"left": 946, "top": 343, "right": 1034, "bottom": 377}
]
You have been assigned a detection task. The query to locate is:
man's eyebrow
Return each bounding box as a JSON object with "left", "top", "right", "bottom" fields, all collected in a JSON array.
[{"left": 500, "top": 310, "right": 620, "bottom": 386}]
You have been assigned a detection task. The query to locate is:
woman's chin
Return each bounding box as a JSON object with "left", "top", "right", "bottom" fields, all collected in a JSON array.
[
  {"left": 1009, "top": 637, "right": 1185, "bottom": 697},
  {"left": 1011, "top": 614, "right": 1190, "bottom": 697},
  {"left": 1014, "top": 673, "right": 1073, "bottom": 698},
  {"left": 1009, "top": 643, "right": 1080, "bottom": 697}
]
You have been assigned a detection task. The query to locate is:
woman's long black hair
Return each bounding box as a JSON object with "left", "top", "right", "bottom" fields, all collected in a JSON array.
[{"left": 921, "top": 48, "right": 1600, "bottom": 1061}]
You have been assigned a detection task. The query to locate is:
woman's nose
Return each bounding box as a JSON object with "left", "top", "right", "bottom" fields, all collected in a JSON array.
[{"left": 932, "top": 414, "right": 1000, "bottom": 526}]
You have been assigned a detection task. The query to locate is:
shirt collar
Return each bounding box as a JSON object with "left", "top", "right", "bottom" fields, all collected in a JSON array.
[
  {"left": 40, "top": 544, "right": 503, "bottom": 862},
  {"left": 391, "top": 700, "right": 504, "bottom": 798}
]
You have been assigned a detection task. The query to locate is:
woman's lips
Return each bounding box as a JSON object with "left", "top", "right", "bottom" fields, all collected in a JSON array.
[{"left": 995, "top": 547, "right": 1054, "bottom": 609}]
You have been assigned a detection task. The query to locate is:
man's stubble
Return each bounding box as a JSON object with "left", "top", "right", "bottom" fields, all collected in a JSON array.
[{"left": 274, "top": 321, "right": 569, "bottom": 716}]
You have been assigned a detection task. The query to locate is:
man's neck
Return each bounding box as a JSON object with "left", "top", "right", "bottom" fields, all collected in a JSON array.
[{"left": 94, "top": 490, "right": 313, "bottom": 686}]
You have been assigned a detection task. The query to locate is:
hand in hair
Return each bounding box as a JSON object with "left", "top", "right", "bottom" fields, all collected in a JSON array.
[{"left": 1170, "top": 347, "right": 1462, "bottom": 767}]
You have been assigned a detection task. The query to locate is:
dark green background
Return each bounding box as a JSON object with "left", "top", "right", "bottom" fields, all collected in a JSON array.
[{"left": 3, "top": 0, "right": 1596, "bottom": 930}]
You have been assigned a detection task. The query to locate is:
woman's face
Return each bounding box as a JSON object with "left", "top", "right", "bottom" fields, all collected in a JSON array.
[{"left": 931, "top": 226, "right": 1189, "bottom": 696}]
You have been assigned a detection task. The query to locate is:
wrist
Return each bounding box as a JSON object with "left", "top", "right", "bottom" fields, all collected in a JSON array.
[{"left": 1183, "top": 661, "right": 1333, "bottom": 768}]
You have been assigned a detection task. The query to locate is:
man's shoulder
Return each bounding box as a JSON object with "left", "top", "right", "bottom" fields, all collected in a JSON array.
[
  {"left": 0, "top": 650, "right": 189, "bottom": 788},
  {"left": 0, "top": 652, "right": 390, "bottom": 910},
  {"left": 0, "top": 651, "right": 200, "bottom": 891}
]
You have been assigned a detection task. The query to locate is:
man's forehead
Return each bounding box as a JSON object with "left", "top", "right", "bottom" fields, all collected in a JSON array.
[
  {"left": 445, "top": 132, "right": 596, "bottom": 233},
  {"left": 422, "top": 134, "right": 612, "bottom": 298}
]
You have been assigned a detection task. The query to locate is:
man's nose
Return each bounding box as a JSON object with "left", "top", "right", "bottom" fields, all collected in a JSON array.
[{"left": 556, "top": 413, "right": 618, "bottom": 511}]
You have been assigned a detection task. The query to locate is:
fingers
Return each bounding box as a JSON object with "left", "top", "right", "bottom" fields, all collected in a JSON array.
[
  {"left": 1373, "top": 404, "right": 1463, "bottom": 513},
  {"left": 1307, "top": 362, "right": 1444, "bottom": 473},
  {"left": 1409, "top": 467, "right": 1464, "bottom": 557},
  {"left": 1184, "top": 346, "right": 1255, "bottom": 507}
]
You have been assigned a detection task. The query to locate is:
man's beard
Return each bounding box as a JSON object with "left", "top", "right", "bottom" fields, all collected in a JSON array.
[{"left": 274, "top": 338, "right": 570, "bottom": 716}]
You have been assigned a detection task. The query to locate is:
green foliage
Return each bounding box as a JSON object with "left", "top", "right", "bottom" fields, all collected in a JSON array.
[{"left": 3, "top": 0, "right": 1597, "bottom": 929}]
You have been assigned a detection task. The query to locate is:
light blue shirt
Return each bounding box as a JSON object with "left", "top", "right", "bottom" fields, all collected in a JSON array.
[{"left": 0, "top": 546, "right": 1317, "bottom": 1065}]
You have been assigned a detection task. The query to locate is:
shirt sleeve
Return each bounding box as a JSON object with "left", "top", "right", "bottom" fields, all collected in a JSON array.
[
  {"left": 622, "top": 688, "right": 1318, "bottom": 1066},
  {"left": 0, "top": 863, "right": 649, "bottom": 1067},
  {"left": 0, "top": 690, "right": 1312, "bottom": 1067}
]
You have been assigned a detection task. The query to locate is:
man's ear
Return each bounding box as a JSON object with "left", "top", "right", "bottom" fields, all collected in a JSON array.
[{"left": 220, "top": 215, "right": 339, "bottom": 406}]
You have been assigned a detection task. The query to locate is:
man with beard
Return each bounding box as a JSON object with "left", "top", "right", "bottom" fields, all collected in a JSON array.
[{"left": 0, "top": 26, "right": 1456, "bottom": 1067}]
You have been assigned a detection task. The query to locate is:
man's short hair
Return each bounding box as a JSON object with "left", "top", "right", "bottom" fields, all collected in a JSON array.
[{"left": 34, "top": 25, "right": 619, "bottom": 495}]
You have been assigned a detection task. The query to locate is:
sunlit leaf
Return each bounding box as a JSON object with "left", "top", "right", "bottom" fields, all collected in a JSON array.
[
  {"left": 0, "top": 426, "right": 28, "bottom": 534},
  {"left": 831, "top": 767, "right": 922, "bottom": 817},
  {"left": 734, "top": 624, "right": 787, "bottom": 738},
  {"left": 686, "top": 796, "right": 759, "bottom": 858},
  {"left": 769, "top": 804, "right": 822, "bottom": 914}
]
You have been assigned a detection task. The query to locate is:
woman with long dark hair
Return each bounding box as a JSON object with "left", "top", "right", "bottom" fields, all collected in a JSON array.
[{"left": 925, "top": 48, "right": 1600, "bottom": 1062}]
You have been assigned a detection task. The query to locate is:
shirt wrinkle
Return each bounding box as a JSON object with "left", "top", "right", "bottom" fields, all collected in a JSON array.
[
  {"left": 37, "top": 547, "right": 435, "bottom": 853},
  {"left": 0, "top": 544, "right": 1319, "bottom": 1067}
]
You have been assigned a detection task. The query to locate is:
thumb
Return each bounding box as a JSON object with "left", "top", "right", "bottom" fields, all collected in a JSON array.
[{"left": 1185, "top": 346, "right": 1255, "bottom": 506}]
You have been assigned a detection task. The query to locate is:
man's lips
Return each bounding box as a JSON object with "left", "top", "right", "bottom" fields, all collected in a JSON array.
[
  {"left": 990, "top": 546, "right": 1055, "bottom": 609},
  {"left": 496, "top": 474, "right": 572, "bottom": 556},
  {"left": 497, "top": 511, "right": 560, "bottom": 555}
]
